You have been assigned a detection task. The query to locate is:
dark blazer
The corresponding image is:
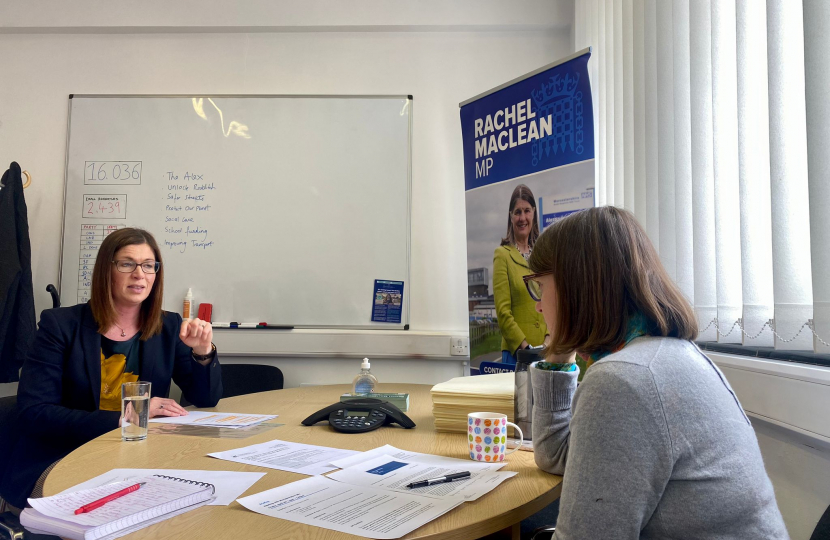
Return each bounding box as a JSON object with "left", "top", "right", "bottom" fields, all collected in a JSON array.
[
  {"left": 0, "top": 162, "right": 36, "bottom": 383},
  {"left": 0, "top": 303, "right": 222, "bottom": 507}
]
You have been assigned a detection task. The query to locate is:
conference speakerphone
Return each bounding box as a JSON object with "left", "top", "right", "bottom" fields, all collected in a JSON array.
[{"left": 301, "top": 398, "right": 416, "bottom": 433}]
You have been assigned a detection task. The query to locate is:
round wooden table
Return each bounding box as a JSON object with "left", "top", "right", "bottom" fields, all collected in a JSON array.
[{"left": 44, "top": 384, "right": 562, "bottom": 540}]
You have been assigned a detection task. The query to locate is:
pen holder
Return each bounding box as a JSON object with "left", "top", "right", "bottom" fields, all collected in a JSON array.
[{"left": 467, "top": 412, "right": 524, "bottom": 462}]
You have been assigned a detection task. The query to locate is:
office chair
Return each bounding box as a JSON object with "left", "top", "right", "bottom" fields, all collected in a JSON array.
[
  {"left": 45, "top": 285, "right": 59, "bottom": 309},
  {"left": 0, "top": 396, "right": 21, "bottom": 539},
  {"left": 180, "top": 364, "right": 284, "bottom": 407},
  {"left": 528, "top": 526, "right": 555, "bottom": 540},
  {"left": 0, "top": 396, "right": 73, "bottom": 540},
  {"left": 522, "top": 496, "right": 559, "bottom": 540},
  {"left": 812, "top": 502, "right": 830, "bottom": 540}
]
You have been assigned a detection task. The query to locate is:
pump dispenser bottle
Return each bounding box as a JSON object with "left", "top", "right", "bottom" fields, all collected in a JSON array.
[
  {"left": 183, "top": 288, "right": 193, "bottom": 320},
  {"left": 352, "top": 358, "right": 378, "bottom": 394}
]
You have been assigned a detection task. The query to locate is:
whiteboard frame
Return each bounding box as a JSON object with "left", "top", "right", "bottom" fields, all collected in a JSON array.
[{"left": 59, "top": 94, "right": 413, "bottom": 330}]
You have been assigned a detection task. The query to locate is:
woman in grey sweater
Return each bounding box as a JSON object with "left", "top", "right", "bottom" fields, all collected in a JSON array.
[{"left": 524, "top": 207, "right": 788, "bottom": 539}]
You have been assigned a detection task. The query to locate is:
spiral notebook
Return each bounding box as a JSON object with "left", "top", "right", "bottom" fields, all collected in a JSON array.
[{"left": 20, "top": 474, "right": 216, "bottom": 540}]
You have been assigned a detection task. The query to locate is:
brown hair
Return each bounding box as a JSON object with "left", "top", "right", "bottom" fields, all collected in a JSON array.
[
  {"left": 89, "top": 228, "right": 164, "bottom": 340},
  {"left": 500, "top": 184, "right": 541, "bottom": 247},
  {"left": 528, "top": 206, "right": 697, "bottom": 356}
]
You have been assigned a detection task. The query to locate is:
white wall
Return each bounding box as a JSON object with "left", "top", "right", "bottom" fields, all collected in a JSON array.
[{"left": 0, "top": 2, "right": 573, "bottom": 395}]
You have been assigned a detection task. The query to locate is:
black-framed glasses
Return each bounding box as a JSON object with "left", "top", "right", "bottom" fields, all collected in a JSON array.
[
  {"left": 112, "top": 260, "right": 161, "bottom": 274},
  {"left": 522, "top": 271, "right": 553, "bottom": 302}
]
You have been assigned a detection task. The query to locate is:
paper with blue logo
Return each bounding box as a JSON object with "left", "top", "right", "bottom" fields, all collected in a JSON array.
[
  {"left": 461, "top": 49, "right": 595, "bottom": 368},
  {"left": 326, "top": 454, "right": 516, "bottom": 501}
]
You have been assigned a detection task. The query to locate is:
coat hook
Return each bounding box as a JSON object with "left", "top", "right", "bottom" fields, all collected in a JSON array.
[{"left": 22, "top": 170, "right": 32, "bottom": 188}]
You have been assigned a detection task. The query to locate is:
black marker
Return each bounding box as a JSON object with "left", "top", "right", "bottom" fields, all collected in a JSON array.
[
  {"left": 405, "top": 471, "right": 471, "bottom": 489},
  {"left": 255, "top": 325, "right": 294, "bottom": 330}
]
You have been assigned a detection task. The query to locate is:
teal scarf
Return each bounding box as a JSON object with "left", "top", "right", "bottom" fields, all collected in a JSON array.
[
  {"left": 535, "top": 311, "right": 649, "bottom": 372},
  {"left": 587, "top": 311, "right": 649, "bottom": 366}
]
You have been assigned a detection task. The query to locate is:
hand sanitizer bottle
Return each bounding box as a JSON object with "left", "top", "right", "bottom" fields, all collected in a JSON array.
[{"left": 353, "top": 358, "right": 378, "bottom": 394}]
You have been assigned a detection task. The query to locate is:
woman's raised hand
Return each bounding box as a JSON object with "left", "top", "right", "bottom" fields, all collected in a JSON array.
[{"left": 180, "top": 318, "right": 213, "bottom": 356}]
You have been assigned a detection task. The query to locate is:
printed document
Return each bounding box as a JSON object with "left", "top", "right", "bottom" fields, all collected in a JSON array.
[
  {"left": 149, "top": 411, "right": 277, "bottom": 428},
  {"left": 237, "top": 476, "right": 462, "bottom": 540},
  {"left": 327, "top": 454, "right": 516, "bottom": 501},
  {"left": 59, "top": 469, "right": 265, "bottom": 506},
  {"left": 208, "top": 439, "right": 359, "bottom": 475},
  {"left": 330, "top": 444, "right": 506, "bottom": 471}
]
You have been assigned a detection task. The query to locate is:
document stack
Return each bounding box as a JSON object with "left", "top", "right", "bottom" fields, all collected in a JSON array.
[{"left": 430, "top": 373, "right": 514, "bottom": 433}]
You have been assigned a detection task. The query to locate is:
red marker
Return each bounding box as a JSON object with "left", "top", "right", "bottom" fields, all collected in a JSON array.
[{"left": 74, "top": 482, "right": 145, "bottom": 514}]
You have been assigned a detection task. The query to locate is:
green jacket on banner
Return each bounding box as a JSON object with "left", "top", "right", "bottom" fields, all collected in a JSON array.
[{"left": 493, "top": 244, "right": 547, "bottom": 353}]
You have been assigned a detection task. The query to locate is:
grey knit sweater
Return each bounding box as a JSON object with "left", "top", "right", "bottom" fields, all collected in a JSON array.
[{"left": 531, "top": 336, "right": 789, "bottom": 539}]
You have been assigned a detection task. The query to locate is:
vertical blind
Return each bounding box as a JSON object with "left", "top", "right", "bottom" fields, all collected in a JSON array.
[{"left": 575, "top": 0, "right": 829, "bottom": 352}]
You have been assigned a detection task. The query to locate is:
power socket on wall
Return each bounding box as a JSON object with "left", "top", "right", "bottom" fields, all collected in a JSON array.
[{"left": 450, "top": 337, "right": 469, "bottom": 356}]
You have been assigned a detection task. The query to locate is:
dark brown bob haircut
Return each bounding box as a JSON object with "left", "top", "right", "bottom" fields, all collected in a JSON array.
[
  {"left": 89, "top": 227, "right": 164, "bottom": 340},
  {"left": 528, "top": 206, "right": 697, "bottom": 357}
]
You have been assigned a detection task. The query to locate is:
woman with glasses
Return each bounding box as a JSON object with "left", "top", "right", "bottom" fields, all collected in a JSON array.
[
  {"left": 492, "top": 184, "right": 548, "bottom": 364},
  {"left": 525, "top": 207, "right": 787, "bottom": 538},
  {"left": 0, "top": 228, "right": 222, "bottom": 511}
]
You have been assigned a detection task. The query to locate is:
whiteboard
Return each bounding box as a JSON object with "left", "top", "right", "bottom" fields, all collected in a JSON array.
[{"left": 60, "top": 95, "right": 411, "bottom": 329}]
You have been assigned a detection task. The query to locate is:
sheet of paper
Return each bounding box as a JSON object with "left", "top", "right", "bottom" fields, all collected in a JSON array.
[
  {"left": 330, "top": 444, "right": 506, "bottom": 471},
  {"left": 28, "top": 476, "right": 207, "bottom": 527},
  {"left": 59, "top": 469, "right": 266, "bottom": 506},
  {"left": 237, "top": 476, "right": 462, "bottom": 540},
  {"left": 148, "top": 411, "right": 278, "bottom": 427},
  {"left": 327, "top": 454, "right": 516, "bottom": 501},
  {"left": 208, "top": 439, "right": 359, "bottom": 475}
]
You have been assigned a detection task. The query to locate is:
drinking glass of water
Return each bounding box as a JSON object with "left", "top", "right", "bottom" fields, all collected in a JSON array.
[{"left": 121, "top": 381, "right": 151, "bottom": 441}]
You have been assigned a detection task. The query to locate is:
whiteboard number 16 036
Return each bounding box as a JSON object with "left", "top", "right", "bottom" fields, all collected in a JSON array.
[{"left": 84, "top": 161, "right": 142, "bottom": 185}]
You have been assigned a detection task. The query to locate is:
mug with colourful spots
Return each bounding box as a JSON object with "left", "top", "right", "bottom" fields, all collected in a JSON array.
[{"left": 467, "top": 412, "right": 524, "bottom": 463}]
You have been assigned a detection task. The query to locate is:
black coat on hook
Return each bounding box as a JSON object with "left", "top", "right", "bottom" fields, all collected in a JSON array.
[{"left": 0, "top": 161, "right": 36, "bottom": 383}]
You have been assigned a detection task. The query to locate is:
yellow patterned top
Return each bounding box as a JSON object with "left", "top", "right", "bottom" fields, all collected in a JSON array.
[{"left": 99, "top": 334, "right": 141, "bottom": 411}]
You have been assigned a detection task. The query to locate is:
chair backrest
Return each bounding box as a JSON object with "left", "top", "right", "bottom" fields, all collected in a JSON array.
[
  {"left": 0, "top": 397, "right": 16, "bottom": 434},
  {"left": 46, "top": 285, "right": 60, "bottom": 309},
  {"left": 220, "top": 364, "right": 284, "bottom": 400},
  {"left": 811, "top": 502, "right": 830, "bottom": 540},
  {"left": 0, "top": 396, "right": 19, "bottom": 484}
]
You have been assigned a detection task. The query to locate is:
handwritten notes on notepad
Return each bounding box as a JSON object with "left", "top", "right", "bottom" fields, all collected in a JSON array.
[
  {"left": 21, "top": 475, "right": 215, "bottom": 540},
  {"left": 60, "top": 469, "right": 264, "bottom": 506}
]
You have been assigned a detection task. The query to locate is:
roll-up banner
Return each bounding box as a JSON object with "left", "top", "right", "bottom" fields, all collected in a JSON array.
[{"left": 460, "top": 49, "right": 595, "bottom": 369}]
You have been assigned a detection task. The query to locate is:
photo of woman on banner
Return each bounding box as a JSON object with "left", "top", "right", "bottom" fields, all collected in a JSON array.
[{"left": 493, "top": 184, "right": 548, "bottom": 364}]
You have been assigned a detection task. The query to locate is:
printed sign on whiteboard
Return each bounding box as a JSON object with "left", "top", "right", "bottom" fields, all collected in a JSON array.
[{"left": 371, "top": 280, "right": 404, "bottom": 323}]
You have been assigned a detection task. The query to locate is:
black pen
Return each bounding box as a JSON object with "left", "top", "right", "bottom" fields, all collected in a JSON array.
[{"left": 405, "top": 471, "right": 471, "bottom": 489}]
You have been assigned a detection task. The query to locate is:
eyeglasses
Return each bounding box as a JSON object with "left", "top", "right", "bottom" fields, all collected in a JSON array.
[
  {"left": 522, "top": 271, "right": 553, "bottom": 302},
  {"left": 112, "top": 260, "right": 161, "bottom": 274}
]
